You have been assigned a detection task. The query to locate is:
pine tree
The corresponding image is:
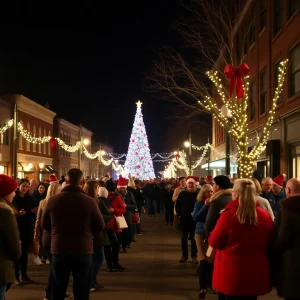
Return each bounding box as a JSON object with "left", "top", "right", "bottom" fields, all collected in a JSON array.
[{"left": 123, "top": 101, "right": 155, "bottom": 180}]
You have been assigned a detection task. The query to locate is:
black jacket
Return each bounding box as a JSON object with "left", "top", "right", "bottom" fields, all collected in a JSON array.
[{"left": 275, "top": 194, "right": 300, "bottom": 298}]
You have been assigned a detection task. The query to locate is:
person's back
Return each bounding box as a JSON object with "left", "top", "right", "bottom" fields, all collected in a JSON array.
[
  {"left": 275, "top": 178, "right": 300, "bottom": 299},
  {"left": 44, "top": 184, "right": 104, "bottom": 254},
  {"left": 41, "top": 168, "right": 104, "bottom": 300}
]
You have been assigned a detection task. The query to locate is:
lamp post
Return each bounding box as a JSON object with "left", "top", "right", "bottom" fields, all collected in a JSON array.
[
  {"left": 12, "top": 103, "right": 18, "bottom": 179},
  {"left": 184, "top": 133, "right": 192, "bottom": 175},
  {"left": 221, "top": 105, "right": 232, "bottom": 176},
  {"left": 39, "top": 163, "right": 44, "bottom": 182}
]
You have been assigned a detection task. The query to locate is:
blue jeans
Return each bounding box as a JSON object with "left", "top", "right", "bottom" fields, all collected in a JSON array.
[
  {"left": 51, "top": 254, "right": 92, "bottom": 300},
  {"left": 180, "top": 229, "right": 197, "bottom": 259},
  {"left": 90, "top": 247, "right": 105, "bottom": 286},
  {"left": 0, "top": 284, "right": 11, "bottom": 300}
]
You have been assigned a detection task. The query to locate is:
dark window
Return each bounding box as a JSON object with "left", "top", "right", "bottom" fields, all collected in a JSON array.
[
  {"left": 274, "top": 60, "right": 283, "bottom": 105},
  {"left": 236, "top": 36, "right": 240, "bottom": 64},
  {"left": 288, "top": 0, "right": 300, "bottom": 19},
  {"left": 260, "top": 0, "right": 266, "bottom": 32},
  {"left": 289, "top": 42, "right": 300, "bottom": 97},
  {"left": 249, "top": 6, "right": 256, "bottom": 45},
  {"left": 0, "top": 125, "right": 9, "bottom": 146},
  {"left": 249, "top": 82, "right": 256, "bottom": 121},
  {"left": 273, "top": 0, "right": 282, "bottom": 36},
  {"left": 260, "top": 69, "right": 267, "bottom": 115}
]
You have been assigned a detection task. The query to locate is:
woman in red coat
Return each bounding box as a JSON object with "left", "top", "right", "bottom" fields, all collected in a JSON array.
[{"left": 208, "top": 178, "right": 274, "bottom": 300}]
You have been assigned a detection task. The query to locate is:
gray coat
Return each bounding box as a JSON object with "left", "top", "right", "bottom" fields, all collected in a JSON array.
[
  {"left": 275, "top": 194, "right": 300, "bottom": 298},
  {"left": 204, "top": 189, "right": 232, "bottom": 235},
  {"left": 0, "top": 202, "right": 21, "bottom": 284}
]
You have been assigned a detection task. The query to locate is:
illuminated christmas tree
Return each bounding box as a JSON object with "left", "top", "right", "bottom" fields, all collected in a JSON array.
[{"left": 123, "top": 101, "right": 155, "bottom": 180}]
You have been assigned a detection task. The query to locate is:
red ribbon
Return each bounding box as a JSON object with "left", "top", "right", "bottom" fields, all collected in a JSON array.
[
  {"left": 50, "top": 137, "right": 58, "bottom": 152},
  {"left": 224, "top": 63, "right": 250, "bottom": 99}
]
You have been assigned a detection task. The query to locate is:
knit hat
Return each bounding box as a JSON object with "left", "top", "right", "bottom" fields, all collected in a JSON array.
[
  {"left": 99, "top": 187, "right": 108, "bottom": 198},
  {"left": 186, "top": 176, "right": 196, "bottom": 184},
  {"left": 105, "top": 179, "right": 115, "bottom": 192},
  {"left": 127, "top": 175, "right": 136, "bottom": 188},
  {"left": 0, "top": 175, "right": 18, "bottom": 198},
  {"left": 213, "top": 175, "right": 231, "bottom": 190},
  {"left": 49, "top": 174, "right": 58, "bottom": 183},
  {"left": 273, "top": 174, "right": 284, "bottom": 188},
  {"left": 117, "top": 175, "right": 127, "bottom": 188}
]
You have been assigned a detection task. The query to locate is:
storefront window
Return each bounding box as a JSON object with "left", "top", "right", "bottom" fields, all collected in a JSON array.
[{"left": 291, "top": 144, "right": 300, "bottom": 178}]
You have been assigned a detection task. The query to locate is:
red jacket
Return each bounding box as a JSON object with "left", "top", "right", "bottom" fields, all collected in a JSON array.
[
  {"left": 106, "top": 193, "right": 126, "bottom": 232},
  {"left": 208, "top": 200, "right": 273, "bottom": 296}
]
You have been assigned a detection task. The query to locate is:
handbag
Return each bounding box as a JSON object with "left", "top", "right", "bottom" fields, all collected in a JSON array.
[
  {"left": 132, "top": 212, "right": 140, "bottom": 224},
  {"left": 114, "top": 215, "right": 128, "bottom": 229}
]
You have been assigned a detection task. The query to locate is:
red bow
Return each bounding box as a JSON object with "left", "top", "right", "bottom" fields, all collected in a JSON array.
[
  {"left": 174, "top": 153, "right": 180, "bottom": 160},
  {"left": 50, "top": 137, "right": 58, "bottom": 152},
  {"left": 224, "top": 63, "right": 250, "bottom": 99}
]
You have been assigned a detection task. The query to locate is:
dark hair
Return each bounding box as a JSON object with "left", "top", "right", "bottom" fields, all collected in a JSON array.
[
  {"left": 18, "top": 178, "right": 30, "bottom": 186},
  {"left": 179, "top": 177, "right": 186, "bottom": 181},
  {"left": 67, "top": 168, "right": 83, "bottom": 185},
  {"left": 98, "top": 180, "right": 105, "bottom": 187},
  {"left": 83, "top": 180, "right": 99, "bottom": 200}
]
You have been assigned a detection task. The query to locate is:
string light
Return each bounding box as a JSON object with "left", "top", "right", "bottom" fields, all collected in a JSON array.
[
  {"left": 0, "top": 119, "right": 13, "bottom": 134},
  {"left": 198, "top": 59, "right": 288, "bottom": 178},
  {"left": 18, "top": 123, "right": 51, "bottom": 144}
]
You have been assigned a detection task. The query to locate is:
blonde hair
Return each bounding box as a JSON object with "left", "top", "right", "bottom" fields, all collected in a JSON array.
[
  {"left": 196, "top": 184, "right": 213, "bottom": 202},
  {"left": 233, "top": 179, "right": 258, "bottom": 226},
  {"left": 83, "top": 180, "right": 99, "bottom": 200},
  {"left": 45, "top": 182, "right": 62, "bottom": 202},
  {"left": 250, "top": 178, "right": 262, "bottom": 194}
]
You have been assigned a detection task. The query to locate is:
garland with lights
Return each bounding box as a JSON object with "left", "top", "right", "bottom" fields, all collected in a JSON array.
[
  {"left": 0, "top": 119, "right": 13, "bottom": 134},
  {"left": 200, "top": 59, "right": 288, "bottom": 178}
]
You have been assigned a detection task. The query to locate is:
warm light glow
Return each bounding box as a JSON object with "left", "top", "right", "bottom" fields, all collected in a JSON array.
[
  {"left": 136, "top": 100, "right": 143, "bottom": 108},
  {"left": 28, "top": 163, "right": 34, "bottom": 169},
  {"left": 101, "top": 150, "right": 106, "bottom": 155},
  {"left": 184, "top": 141, "right": 190, "bottom": 148},
  {"left": 173, "top": 151, "right": 178, "bottom": 155},
  {"left": 39, "top": 163, "right": 44, "bottom": 169},
  {"left": 0, "top": 165, "right": 4, "bottom": 173},
  {"left": 83, "top": 139, "right": 89, "bottom": 146}
]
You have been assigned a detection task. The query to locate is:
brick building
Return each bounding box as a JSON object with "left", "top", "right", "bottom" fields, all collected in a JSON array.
[
  {"left": 206, "top": 0, "right": 300, "bottom": 179},
  {"left": 0, "top": 94, "right": 56, "bottom": 180}
]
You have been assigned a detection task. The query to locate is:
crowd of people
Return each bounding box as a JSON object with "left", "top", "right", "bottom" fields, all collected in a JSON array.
[{"left": 0, "top": 170, "right": 300, "bottom": 300}]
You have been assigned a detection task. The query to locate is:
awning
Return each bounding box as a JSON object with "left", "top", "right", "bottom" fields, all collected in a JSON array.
[
  {"left": 40, "top": 165, "right": 57, "bottom": 174},
  {"left": 201, "top": 158, "right": 238, "bottom": 170},
  {"left": 18, "top": 162, "right": 36, "bottom": 173}
]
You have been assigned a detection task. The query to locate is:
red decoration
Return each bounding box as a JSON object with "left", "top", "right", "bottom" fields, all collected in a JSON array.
[
  {"left": 224, "top": 63, "right": 250, "bottom": 100},
  {"left": 137, "top": 165, "right": 141, "bottom": 169},
  {"left": 217, "top": 132, "right": 222, "bottom": 139},
  {"left": 132, "top": 139, "right": 135, "bottom": 143},
  {"left": 174, "top": 153, "right": 180, "bottom": 160},
  {"left": 50, "top": 137, "right": 58, "bottom": 152}
]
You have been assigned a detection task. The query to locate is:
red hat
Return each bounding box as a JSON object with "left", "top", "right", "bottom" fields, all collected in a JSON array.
[
  {"left": 0, "top": 175, "right": 18, "bottom": 198},
  {"left": 205, "top": 176, "right": 213, "bottom": 182},
  {"left": 273, "top": 174, "right": 284, "bottom": 188},
  {"left": 49, "top": 174, "right": 58, "bottom": 183},
  {"left": 117, "top": 175, "right": 127, "bottom": 188},
  {"left": 186, "top": 176, "right": 196, "bottom": 184}
]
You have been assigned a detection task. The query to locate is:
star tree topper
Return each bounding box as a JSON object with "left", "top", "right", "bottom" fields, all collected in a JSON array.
[{"left": 136, "top": 100, "right": 142, "bottom": 108}]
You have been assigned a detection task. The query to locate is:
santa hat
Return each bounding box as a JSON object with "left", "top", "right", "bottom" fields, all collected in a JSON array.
[
  {"left": 194, "top": 176, "right": 200, "bottom": 186},
  {"left": 49, "top": 174, "right": 58, "bottom": 183},
  {"left": 117, "top": 175, "right": 127, "bottom": 188},
  {"left": 186, "top": 176, "right": 196, "bottom": 184},
  {"left": 0, "top": 175, "right": 18, "bottom": 198},
  {"left": 273, "top": 174, "right": 284, "bottom": 188},
  {"left": 205, "top": 176, "right": 213, "bottom": 183}
]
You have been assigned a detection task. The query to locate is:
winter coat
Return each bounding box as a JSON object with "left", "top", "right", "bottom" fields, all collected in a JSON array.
[
  {"left": 105, "top": 193, "right": 126, "bottom": 232},
  {"left": 162, "top": 189, "right": 174, "bottom": 212},
  {"left": 93, "top": 197, "right": 112, "bottom": 248},
  {"left": 275, "top": 194, "right": 300, "bottom": 298},
  {"left": 13, "top": 191, "right": 36, "bottom": 240},
  {"left": 257, "top": 195, "right": 275, "bottom": 221},
  {"left": 122, "top": 191, "right": 137, "bottom": 224},
  {"left": 42, "top": 185, "right": 104, "bottom": 255},
  {"left": 192, "top": 201, "right": 207, "bottom": 236},
  {"left": 204, "top": 189, "right": 232, "bottom": 235},
  {"left": 175, "top": 189, "right": 198, "bottom": 231},
  {"left": 0, "top": 202, "right": 21, "bottom": 284},
  {"left": 209, "top": 200, "right": 274, "bottom": 296}
]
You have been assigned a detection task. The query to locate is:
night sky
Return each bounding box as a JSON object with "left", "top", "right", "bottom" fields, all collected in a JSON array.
[{"left": 0, "top": 1, "right": 211, "bottom": 161}]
